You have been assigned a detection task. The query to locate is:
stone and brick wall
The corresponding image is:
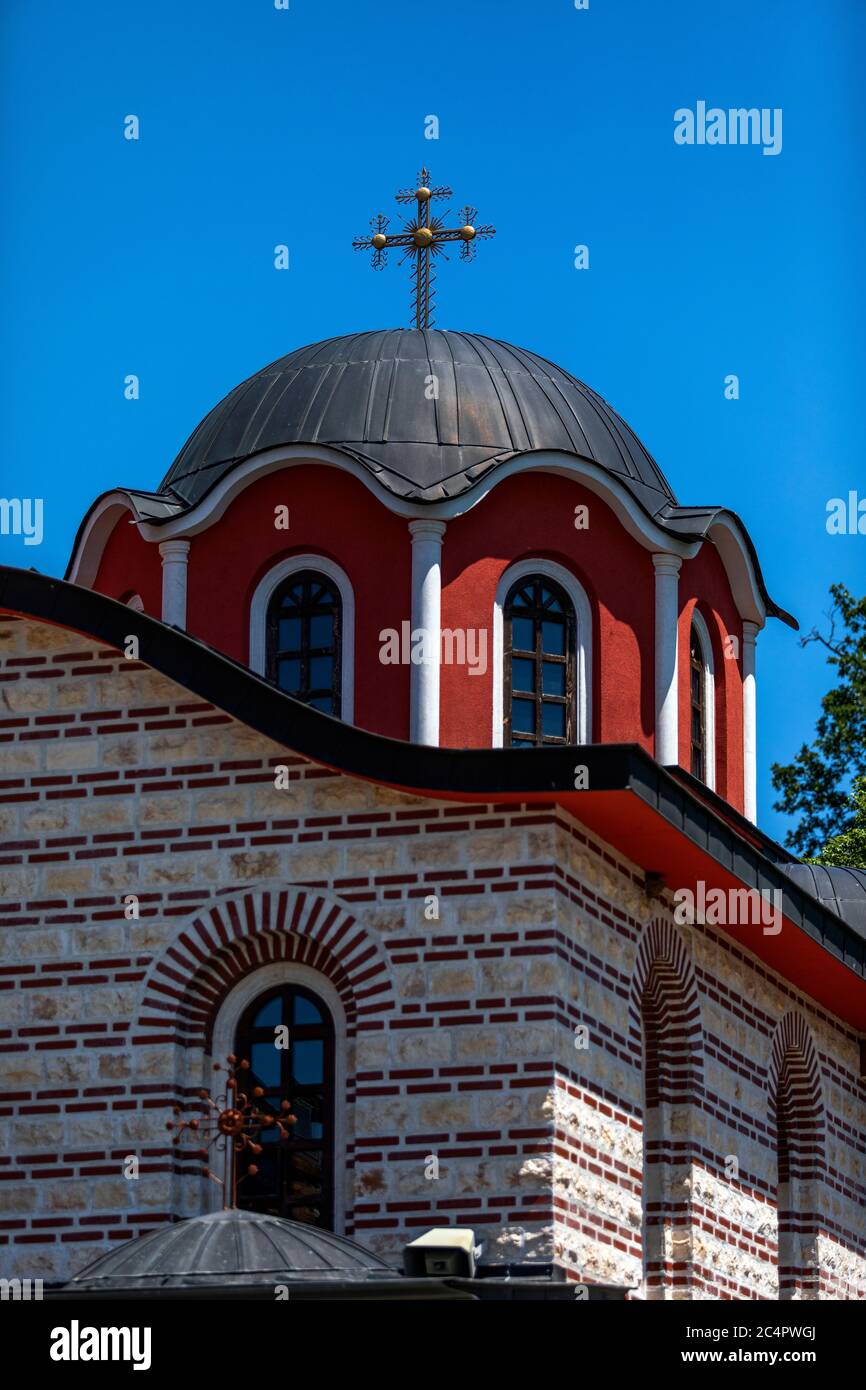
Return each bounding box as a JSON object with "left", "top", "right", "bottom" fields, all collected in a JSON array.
[{"left": 0, "top": 614, "right": 864, "bottom": 1296}]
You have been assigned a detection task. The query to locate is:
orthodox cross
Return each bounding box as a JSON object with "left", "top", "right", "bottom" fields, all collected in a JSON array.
[
  {"left": 353, "top": 167, "right": 495, "bottom": 330},
  {"left": 167, "top": 1053, "right": 296, "bottom": 1210}
]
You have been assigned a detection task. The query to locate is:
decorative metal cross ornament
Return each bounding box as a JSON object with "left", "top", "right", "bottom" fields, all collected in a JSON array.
[
  {"left": 167, "top": 1054, "right": 296, "bottom": 1210},
  {"left": 353, "top": 168, "right": 495, "bottom": 330}
]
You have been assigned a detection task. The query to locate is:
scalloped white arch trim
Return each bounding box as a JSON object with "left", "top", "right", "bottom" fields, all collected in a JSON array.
[
  {"left": 67, "top": 446, "right": 769, "bottom": 632},
  {"left": 66, "top": 493, "right": 139, "bottom": 588}
]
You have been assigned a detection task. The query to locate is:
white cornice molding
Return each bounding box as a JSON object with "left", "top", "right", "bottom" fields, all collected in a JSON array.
[
  {"left": 706, "top": 514, "right": 767, "bottom": 630},
  {"left": 138, "top": 447, "right": 700, "bottom": 552},
  {"left": 66, "top": 492, "right": 138, "bottom": 587},
  {"left": 66, "top": 447, "right": 769, "bottom": 634}
]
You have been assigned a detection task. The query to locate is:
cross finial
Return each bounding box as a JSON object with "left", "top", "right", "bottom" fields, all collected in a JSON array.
[
  {"left": 353, "top": 168, "right": 495, "bottom": 329},
  {"left": 166, "top": 1054, "right": 296, "bottom": 1211}
]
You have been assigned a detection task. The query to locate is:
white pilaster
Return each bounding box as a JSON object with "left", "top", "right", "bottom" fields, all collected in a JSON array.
[
  {"left": 653, "top": 553, "right": 682, "bottom": 766},
  {"left": 159, "top": 539, "right": 191, "bottom": 628},
  {"left": 742, "top": 621, "right": 759, "bottom": 823},
  {"left": 409, "top": 520, "right": 446, "bottom": 745}
]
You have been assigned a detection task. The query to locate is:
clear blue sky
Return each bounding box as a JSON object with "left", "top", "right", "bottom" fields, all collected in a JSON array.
[{"left": 1, "top": 0, "right": 863, "bottom": 845}]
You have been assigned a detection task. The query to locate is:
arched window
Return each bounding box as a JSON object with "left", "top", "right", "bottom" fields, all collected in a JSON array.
[
  {"left": 234, "top": 983, "right": 335, "bottom": 1228},
  {"left": 266, "top": 570, "right": 342, "bottom": 716},
  {"left": 689, "top": 628, "right": 705, "bottom": 779},
  {"left": 689, "top": 612, "right": 715, "bottom": 789},
  {"left": 504, "top": 575, "right": 576, "bottom": 746}
]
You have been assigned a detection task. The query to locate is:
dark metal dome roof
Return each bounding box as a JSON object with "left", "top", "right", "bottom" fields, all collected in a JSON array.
[
  {"left": 64, "top": 1209, "right": 401, "bottom": 1291},
  {"left": 160, "top": 328, "right": 677, "bottom": 512},
  {"left": 780, "top": 864, "right": 866, "bottom": 942}
]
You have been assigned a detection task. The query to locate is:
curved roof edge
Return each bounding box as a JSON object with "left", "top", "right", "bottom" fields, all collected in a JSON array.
[
  {"left": 781, "top": 864, "right": 866, "bottom": 939},
  {"left": 157, "top": 328, "right": 679, "bottom": 516},
  {"left": 63, "top": 447, "right": 797, "bottom": 630},
  {"left": 0, "top": 568, "right": 858, "bottom": 1019},
  {"left": 64, "top": 1209, "right": 401, "bottom": 1290}
]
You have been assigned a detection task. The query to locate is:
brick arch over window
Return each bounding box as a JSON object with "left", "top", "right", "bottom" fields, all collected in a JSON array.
[
  {"left": 629, "top": 916, "right": 704, "bottom": 1298},
  {"left": 628, "top": 917, "right": 705, "bottom": 1105},
  {"left": 136, "top": 885, "right": 396, "bottom": 1047},
  {"left": 766, "top": 1012, "right": 826, "bottom": 1299},
  {"left": 766, "top": 1012, "right": 826, "bottom": 1180}
]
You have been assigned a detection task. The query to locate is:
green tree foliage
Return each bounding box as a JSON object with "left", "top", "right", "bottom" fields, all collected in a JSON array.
[
  {"left": 771, "top": 584, "right": 866, "bottom": 860},
  {"left": 810, "top": 776, "right": 866, "bottom": 868}
]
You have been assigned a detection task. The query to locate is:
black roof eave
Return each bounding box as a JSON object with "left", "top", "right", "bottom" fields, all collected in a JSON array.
[{"left": 0, "top": 566, "right": 857, "bottom": 977}]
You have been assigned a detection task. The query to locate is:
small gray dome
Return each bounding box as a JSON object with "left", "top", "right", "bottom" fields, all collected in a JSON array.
[
  {"left": 65, "top": 1209, "right": 401, "bottom": 1291},
  {"left": 780, "top": 863, "right": 866, "bottom": 941},
  {"left": 160, "top": 328, "right": 676, "bottom": 512}
]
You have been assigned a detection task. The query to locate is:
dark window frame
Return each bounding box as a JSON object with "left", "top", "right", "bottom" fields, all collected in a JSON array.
[
  {"left": 504, "top": 575, "right": 577, "bottom": 747},
  {"left": 234, "top": 982, "right": 336, "bottom": 1230},
  {"left": 265, "top": 570, "right": 342, "bottom": 717},
  {"left": 689, "top": 624, "right": 707, "bottom": 782}
]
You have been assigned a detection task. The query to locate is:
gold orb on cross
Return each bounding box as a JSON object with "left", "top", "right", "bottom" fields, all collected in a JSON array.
[
  {"left": 460, "top": 225, "right": 476, "bottom": 241},
  {"left": 413, "top": 226, "right": 434, "bottom": 247},
  {"left": 372, "top": 232, "right": 387, "bottom": 249},
  {"left": 416, "top": 186, "right": 431, "bottom": 202},
  {"left": 217, "top": 1107, "right": 246, "bottom": 1137}
]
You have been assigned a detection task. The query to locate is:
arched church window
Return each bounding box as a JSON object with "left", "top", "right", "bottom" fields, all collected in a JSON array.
[
  {"left": 689, "top": 625, "right": 706, "bottom": 780},
  {"left": 689, "top": 613, "right": 716, "bottom": 788},
  {"left": 266, "top": 570, "right": 342, "bottom": 716},
  {"left": 504, "top": 575, "right": 576, "bottom": 746},
  {"left": 234, "top": 983, "right": 335, "bottom": 1229}
]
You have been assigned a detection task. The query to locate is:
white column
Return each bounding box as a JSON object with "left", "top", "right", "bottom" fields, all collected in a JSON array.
[
  {"left": 653, "top": 553, "right": 682, "bottom": 766},
  {"left": 159, "top": 539, "right": 191, "bottom": 628},
  {"left": 409, "top": 520, "right": 446, "bottom": 745},
  {"left": 742, "top": 621, "right": 759, "bottom": 823}
]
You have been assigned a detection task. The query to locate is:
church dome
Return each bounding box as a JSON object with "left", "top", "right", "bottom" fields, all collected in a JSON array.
[
  {"left": 63, "top": 1209, "right": 402, "bottom": 1291},
  {"left": 160, "top": 328, "right": 676, "bottom": 512}
]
